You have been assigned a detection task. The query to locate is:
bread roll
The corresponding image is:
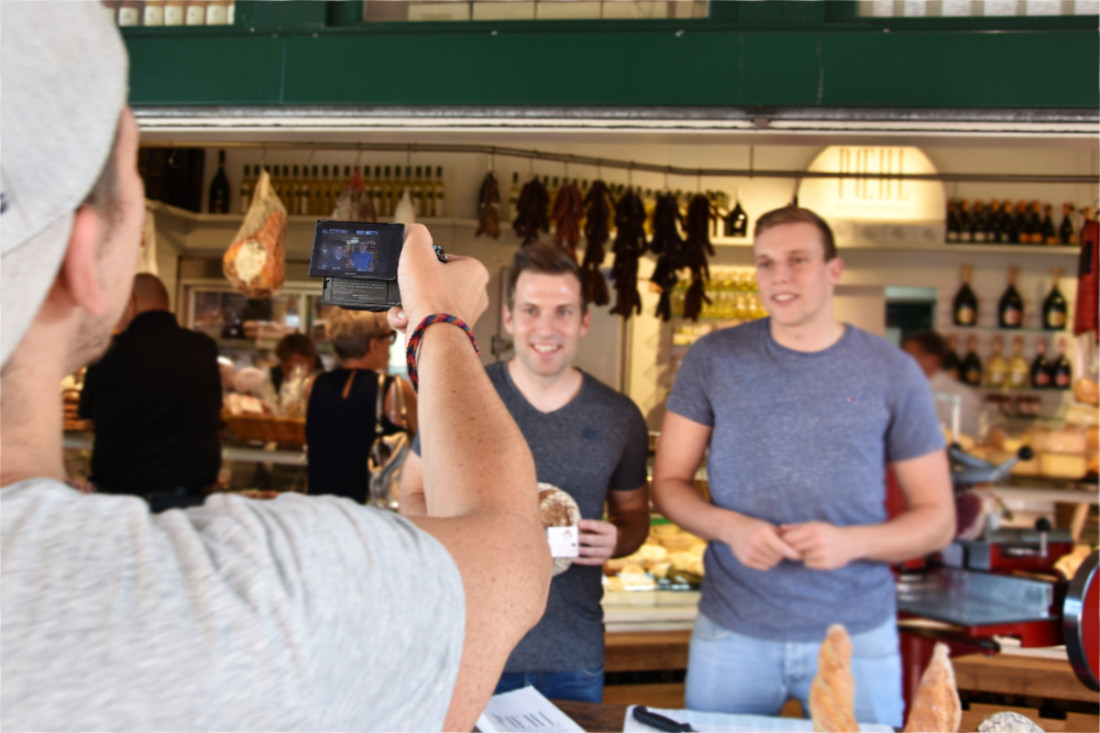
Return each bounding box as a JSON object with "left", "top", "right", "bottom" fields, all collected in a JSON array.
[
  {"left": 810, "top": 625, "right": 859, "bottom": 733},
  {"left": 1073, "top": 377, "right": 1098, "bottom": 407},
  {"left": 538, "top": 482, "right": 581, "bottom": 577},
  {"left": 903, "top": 642, "right": 961, "bottom": 733},
  {"left": 976, "top": 711, "right": 1045, "bottom": 733}
]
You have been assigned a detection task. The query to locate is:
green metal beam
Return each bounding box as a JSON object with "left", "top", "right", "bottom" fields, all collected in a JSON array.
[{"left": 122, "top": 1, "right": 1099, "bottom": 110}]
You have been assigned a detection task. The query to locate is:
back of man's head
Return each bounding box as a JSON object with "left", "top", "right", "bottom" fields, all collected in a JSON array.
[
  {"left": 504, "top": 243, "right": 587, "bottom": 314},
  {"left": 902, "top": 330, "right": 947, "bottom": 377},
  {"left": 131, "top": 273, "right": 171, "bottom": 314},
  {"left": 0, "top": 2, "right": 129, "bottom": 370}
]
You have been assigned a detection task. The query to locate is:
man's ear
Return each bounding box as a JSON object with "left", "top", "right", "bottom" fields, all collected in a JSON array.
[
  {"left": 502, "top": 304, "right": 515, "bottom": 335},
  {"left": 59, "top": 206, "right": 111, "bottom": 316},
  {"left": 578, "top": 308, "right": 592, "bottom": 339},
  {"left": 827, "top": 256, "right": 844, "bottom": 286}
]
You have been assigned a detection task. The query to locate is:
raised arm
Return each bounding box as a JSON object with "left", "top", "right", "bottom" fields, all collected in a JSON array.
[
  {"left": 389, "top": 226, "right": 551, "bottom": 731},
  {"left": 397, "top": 450, "right": 427, "bottom": 517}
]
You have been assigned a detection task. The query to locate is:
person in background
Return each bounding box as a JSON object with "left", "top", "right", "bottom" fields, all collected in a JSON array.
[
  {"left": 270, "top": 332, "right": 323, "bottom": 394},
  {"left": 400, "top": 242, "right": 650, "bottom": 703},
  {"left": 305, "top": 308, "right": 417, "bottom": 503},
  {"left": 78, "top": 272, "right": 222, "bottom": 512},
  {"left": 652, "top": 206, "right": 954, "bottom": 727},
  {"left": 1, "top": 5, "right": 550, "bottom": 730},
  {"left": 902, "top": 330, "right": 984, "bottom": 439}
]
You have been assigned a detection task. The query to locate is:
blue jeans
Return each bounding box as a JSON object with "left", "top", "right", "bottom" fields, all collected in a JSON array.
[
  {"left": 684, "top": 613, "right": 903, "bottom": 728},
  {"left": 495, "top": 665, "right": 604, "bottom": 703}
]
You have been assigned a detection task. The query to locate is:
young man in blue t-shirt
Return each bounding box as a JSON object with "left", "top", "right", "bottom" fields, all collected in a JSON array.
[{"left": 652, "top": 206, "right": 954, "bottom": 727}]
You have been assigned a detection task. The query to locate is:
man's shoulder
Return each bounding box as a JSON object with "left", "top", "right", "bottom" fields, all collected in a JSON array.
[{"left": 579, "top": 371, "right": 643, "bottom": 417}]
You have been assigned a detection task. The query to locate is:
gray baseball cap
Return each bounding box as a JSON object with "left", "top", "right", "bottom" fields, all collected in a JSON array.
[{"left": 0, "top": 1, "right": 129, "bottom": 368}]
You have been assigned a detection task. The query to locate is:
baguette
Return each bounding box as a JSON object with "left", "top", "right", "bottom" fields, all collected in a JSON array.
[
  {"left": 810, "top": 624, "right": 859, "bottom": 733},
  {"left": 903, "top": 642, "right": 961, "bottom": 733}
]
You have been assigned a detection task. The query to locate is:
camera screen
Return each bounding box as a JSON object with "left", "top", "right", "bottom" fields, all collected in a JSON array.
[{"left": 308, "top": 222, "right": 402, "bottom": 280}]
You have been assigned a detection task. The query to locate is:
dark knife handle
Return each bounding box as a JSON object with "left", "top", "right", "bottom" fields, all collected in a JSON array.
[{"left": 632, "top": 705, "right": 693, "bottom": 732}]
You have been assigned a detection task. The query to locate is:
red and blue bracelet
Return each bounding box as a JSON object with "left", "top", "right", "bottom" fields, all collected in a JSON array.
[{"left": 405, "top": 313, "right": 480, "bottom": 392}]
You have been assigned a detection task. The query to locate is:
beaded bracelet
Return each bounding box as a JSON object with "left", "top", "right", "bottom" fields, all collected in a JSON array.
[{"left": 405, "top": 313, "right": 480, "bottom": 392}]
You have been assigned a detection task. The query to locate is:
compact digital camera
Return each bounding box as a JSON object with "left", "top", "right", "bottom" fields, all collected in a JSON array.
[{"left": 308, "top": 221, "right": 405, "bottom": 311}]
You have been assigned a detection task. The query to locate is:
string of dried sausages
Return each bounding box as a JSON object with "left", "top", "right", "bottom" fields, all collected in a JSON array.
[
  {"left": 682, "top": 193, "right": 715, "bottom": 322},
  {"left": 580, "top": 180, "right": 613, "bottom": 307},
  {"left": 609, "top": 188, "right": 648, "bottom": 319},
  {"left": 512, "top": 177, "right": 550, "bottom": 245},
  {"left": 474, "top": 171, "right": 501, "bottom": 239},
  {"left": 649, "top": 193, "right": 685, "bottom": 322},
  {"left": 551, "top": 181, "right": 584, "bottom": 261}
]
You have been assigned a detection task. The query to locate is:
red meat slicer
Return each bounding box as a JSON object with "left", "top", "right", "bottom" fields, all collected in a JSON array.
[{"left": 895, "top": 444, "right": 1099, "bottom": 711}]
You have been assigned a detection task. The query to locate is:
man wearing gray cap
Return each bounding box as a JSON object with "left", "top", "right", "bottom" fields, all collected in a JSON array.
[{"left": 0, "top": 3, "right": 550, "bottom": 731}]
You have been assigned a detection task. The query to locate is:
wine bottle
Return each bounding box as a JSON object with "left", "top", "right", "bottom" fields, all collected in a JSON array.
[
  {"left": 1007, "top": 336, "right": 1029, "bottom": 390},
  {"left": 725, "top": 189, "right": 749, "bottom": 237},
  {"left": 1041, "top": 266, "right": 1068, "bottom": 330},
  {"left": 412, "top": 165, "right": 424, "bottom": 217},
  {"left": 958, "top": 200, "right": 974, "bottom": 243},
  {"left": 1014, "top": 200, "right": 1030, "bottom": 244},
  {"left": 207, "top": 149, "right": 230, "bottom": 214},
  {"left": 1050, "top": 337, "right": 1072, "bottom": 389},
  {"left": 1030, "top": 337, "right": 1052, "bottom": 389},
  {"left": 945, "top": 200, "right": 961, "bottom": 243},
  {"left": 972, "top": 201, "right": 989, "bottom": 243},
  {"left": 1041, "top": 204, "right": 1057, "bottom": 245},
  {"left": 1002, "top": 200, "right": 1020, "bottom": 244},
  {"left": 434, "top": 166, "right": 446, "bottom": 217},
  {"left": 997, "top": 265, "right": 1024, "bottom": 329},
  {"left": 1027, "top": 200, "right": 1043, "bottom": 244},
  {"left": 953, "top": 264, "right": 979, "bottom": 327},
  {"left": 1059, "top": 203, "right": 1076, "bottom": 245},
  {"left": 943, "top": 334, "right": 962, "bottom": 382},
  {"left": 962, "top": 334, "right": 983, "bottom": 387},
  {"left": 987, "top": 199, "right": 1004, "bottom": 244},
  {"left": 985, "top": 334, "right": 1008, "bottom": 389},
  {"left": 238, "top": 164, "right": 252, "bottom": 215}
]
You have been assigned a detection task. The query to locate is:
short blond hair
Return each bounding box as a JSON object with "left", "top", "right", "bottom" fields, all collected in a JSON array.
[{"left": 325, "top": 308, "right": 390, "bottom": 361}]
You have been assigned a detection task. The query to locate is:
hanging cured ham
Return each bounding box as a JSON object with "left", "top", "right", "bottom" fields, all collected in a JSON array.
[
  {"left": 223, "top": 169, "right": 286, "bottom": 298},
  {"left": 682, "top": 193, "right": 715, "bottom": 322},
  {"left": 551, "top": 181, "right": 584, "bottom": 262},
  {"left": 580, "top": 181, "right": 613, "bottom": 307},
  {"left": 649, "top": 193, "right": 685, "bottom": 322},
  {"left": 512, "top": 177, "right": 550, "bottom": 246},
  {"left": 609, "top": 188, "right": 647, "bottom": 319}
]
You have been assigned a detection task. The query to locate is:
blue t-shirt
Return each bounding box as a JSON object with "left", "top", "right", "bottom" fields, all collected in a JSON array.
[{"left": 666, "top": 318, "right": 944, "bottom": 641}]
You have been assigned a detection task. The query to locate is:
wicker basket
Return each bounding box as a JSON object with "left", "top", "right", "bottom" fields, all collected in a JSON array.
[{"left": 223, "top": 413, "right": 306, "bottom": 445}]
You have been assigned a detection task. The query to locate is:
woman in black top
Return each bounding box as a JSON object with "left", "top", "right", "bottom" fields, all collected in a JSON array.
[{"left": 305, "top": 308, "right": 417, "bottom": 503}]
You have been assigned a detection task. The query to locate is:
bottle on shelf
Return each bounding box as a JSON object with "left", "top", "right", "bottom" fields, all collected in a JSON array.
[
  {"left": 1027, "top": 200, "right": 1043, "bottom": 244},
  {"left": 238, "top": 164, "right": 252, "bottom": 215},
  {"left": 1059, "top": 203, "right": 1076, "bottom": 245},
  {"left": 380, "top": 165, "right": 392, "bottom": 217},
  {"left": 1030, "top": 336, "right": 1052, "bottom": 389},
  {"left": 207, "top": 149, "right": 230, "bottom": 214},
  {"left": 972, "top": 200, "right": 989, "bottom": 243},
  {"left": 985, "top": 334, "right": 1008, "bottom": 389},
  {"left": 371, "top": 165, "right": 384, "bottom": 216},
  {"left": 1014, "top": 200, "right": 1030, "bottom": 244},
  {"left": 725, "top": 189, "right": 749, "bottom": 238},
  {"left": 412, "top": 165, "right": 424, "bottom": 217},
  {"left": 988, "top": 199, "right": 1005, "bottom": 244},
  {"left": 1041, "top": 266, "right": 1069, "bottom": 330},
  {"left": 997, "top": 265, "right": 1024, "bottom": 329},
  {"left": 952, "top": 264, "right": 979, "bottom": 327},
  {"left": 958, "top": 200, "right": 974, "bottom": 243},
  {"left": 434, "top": 166, "right": 446, "bottom": 217},
  {"left": 945, "top": 200, "right": 961, "bottom": 243},
  {"left": 1049, "top": 336, "right": 1073, "bottom": 389},
  {"left": 1007, "top": 335, "right": 1030, "bottom": 390},
  {"left": 943, "top": 334, "right": 961, "bottom": 382},
  {"left": 1041, "top": 204, "right": 1057, "bottom": 245},
  {"left": 962, "top": 334, "right": 983, "bottom": 387}
]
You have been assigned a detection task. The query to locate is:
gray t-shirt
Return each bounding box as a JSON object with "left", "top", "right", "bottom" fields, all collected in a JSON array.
[
  {"left": 414, "top": 361, "right": 649, "bottom": 673},
  {"left": 667, "top": 318, "right": 944, "bottom": 642},
  {"left": 1, "top": 480, "right": 465, "bottom": 732}
]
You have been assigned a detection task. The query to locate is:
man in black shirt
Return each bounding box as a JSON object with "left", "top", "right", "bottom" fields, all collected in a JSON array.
[{"left": 78, "top": 273, "right": 222, "bottom": 511}]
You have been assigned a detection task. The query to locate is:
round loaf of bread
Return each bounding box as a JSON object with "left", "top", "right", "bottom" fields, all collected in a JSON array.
[{"left": 538, "top": 482, "right": 581, "bottom": 576}]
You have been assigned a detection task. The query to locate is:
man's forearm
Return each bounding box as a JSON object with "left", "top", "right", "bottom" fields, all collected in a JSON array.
[
  {"left": 652, "top": 477, "right": 744, "bottom": 545},
  {"left": 845, "top": 504, "right": 955, "bottom": 564},
  {"left": 415, "top": 325, "right": 535, "bottom": 517},
  {"left": 611, "top": 510, "right": 650, "bottom": 558}
]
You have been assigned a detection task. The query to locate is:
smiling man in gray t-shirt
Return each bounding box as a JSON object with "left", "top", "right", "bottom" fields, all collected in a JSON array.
[{"left": 653, "top": 206, "right": 954, "bottom": 728}]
